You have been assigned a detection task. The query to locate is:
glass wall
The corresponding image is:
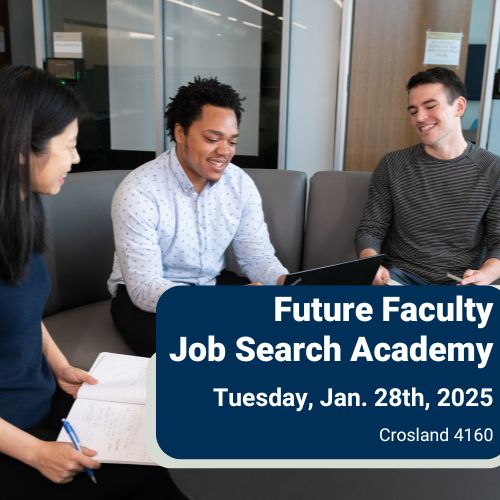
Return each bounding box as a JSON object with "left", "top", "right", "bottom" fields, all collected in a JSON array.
[
  {"left": 31, "top": 0, "right": 500, "bottom": 174},
  {"left": 0, "top": 0, "right": 12, "bottom": 67},
  {"left": 41, "top": 0, "right": 342, "bottom": 174},
  {"left": 44, "top": 0, "right": 156, "bottom": 171},
  {"left": 463, "top": 0, "right": 493, "bottom": 143},
  {"left": 163, "top": 0, "right": 283, "bottom": 169},
  {"left": 6, "top": 0, "right": 35, "bottom": 67},
  {"left": 285, "top": 0, "right": 343, "bottom": 175},
  {"left": 486, "top": 33, "right": 500, "bottom": 155}
]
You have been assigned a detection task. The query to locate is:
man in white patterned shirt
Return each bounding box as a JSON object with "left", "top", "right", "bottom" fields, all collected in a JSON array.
[{"left": 108, "top": 77, "right": 287, "bottom": 356}]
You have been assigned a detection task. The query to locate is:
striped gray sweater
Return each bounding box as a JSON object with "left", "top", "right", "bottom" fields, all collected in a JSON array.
[{"left": 355, "top": 143, "right": 500, "bottom": 284}]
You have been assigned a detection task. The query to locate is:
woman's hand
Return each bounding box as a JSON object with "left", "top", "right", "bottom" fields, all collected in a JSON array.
[
  {"left": 55, "top": 365, "right": 98, "bottom": 398},
  {"left": 0, "top": 418, "right": 100, "bottom": 484},
  {"left": 30, "top": 441, "right": 100, "bottom": 484},
  {"left": 41, "top": 323, "right": 97, "bottom": 398}
]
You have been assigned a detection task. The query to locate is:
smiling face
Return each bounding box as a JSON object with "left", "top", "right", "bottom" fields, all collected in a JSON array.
[
  {"left": 174, "top": 104, "right": 239, "bottom": 192},
  {"left": 30, "top": 119, "right": 80, "bottom": 195},
  {"left": 407, "top": 83, "right": 466, "bottom": 156}
]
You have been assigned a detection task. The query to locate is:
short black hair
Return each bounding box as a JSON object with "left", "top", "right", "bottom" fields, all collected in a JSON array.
[
  {"left": 406, "top": 67, "right": 466, "bottom": 104},
  {"left": 165, "top": 76, "right": 245, "bottom": 141}
]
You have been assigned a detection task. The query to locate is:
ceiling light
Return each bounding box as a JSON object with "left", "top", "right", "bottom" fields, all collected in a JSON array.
[
  {"left": 242, "top": 21, "right": 263, "bottom": 29},
  {"left": 129, "top": 31, "right": 154, "bottom": 39},
  {"left": 167, "top": 0, "right": 220, "bottom": 17},
  {"left": 237, "top": 0, "right": 274, "bottom": 16}
]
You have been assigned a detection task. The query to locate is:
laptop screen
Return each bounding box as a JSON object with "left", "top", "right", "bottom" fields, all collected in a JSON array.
[{"left": 284, "top": 255, "right": 385, "bottom": 286}]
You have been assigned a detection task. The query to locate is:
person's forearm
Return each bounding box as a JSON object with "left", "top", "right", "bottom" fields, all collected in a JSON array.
[
  {"left": 359, "top": 248, "right": 379, "bottom": 259},
  {"left": 479, "top": 258, "right": 500, "bottom": 284},
  {"left": 41, "top": 323, "right": 70, "bottom": 376},
  {"left": 0, "top": 418, "right": 41, "bottom": 467},
  {"left": 126, "top": 277, "right": 188, "bottom": 313}
]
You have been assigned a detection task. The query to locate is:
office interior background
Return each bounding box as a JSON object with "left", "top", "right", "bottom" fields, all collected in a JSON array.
[
  {"left": 0, "top": 0, "right": 499, "bottom": 175},
  {"left": 1, "top": 3, "right": 500, "bottom": 499}
]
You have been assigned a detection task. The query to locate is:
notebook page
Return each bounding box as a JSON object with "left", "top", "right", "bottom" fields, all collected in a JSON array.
[
  {"left": 57, "top": 399, "right": 155, "bottom": 465},
  {"left": 77, "top": 352, "right": 148, "bottom": 405}
]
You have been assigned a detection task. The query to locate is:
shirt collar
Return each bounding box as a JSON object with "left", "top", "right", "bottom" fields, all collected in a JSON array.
[
  {"left": 168, "top": 147, "right": 220, "bottom": 194},
  {"left": 168, "top": 147, "right": 198, "bottom": 194}
]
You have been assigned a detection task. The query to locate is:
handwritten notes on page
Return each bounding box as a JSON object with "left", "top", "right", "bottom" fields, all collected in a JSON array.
[{"left": 57, "top": 352, "right": 154, "bottom": 465}]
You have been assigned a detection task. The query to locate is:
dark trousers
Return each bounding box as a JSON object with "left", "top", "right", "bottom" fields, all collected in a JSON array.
[
  {"left": 0, "top": 388, "right": 186, "bottom": 500},
  {"left": 111, "top": 271, "right": 250, "bottom": 357}
]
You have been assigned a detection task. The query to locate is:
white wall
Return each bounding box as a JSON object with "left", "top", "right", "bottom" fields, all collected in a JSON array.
[{"left": 285, "top": 0, "right": 342, "bottom": 176}]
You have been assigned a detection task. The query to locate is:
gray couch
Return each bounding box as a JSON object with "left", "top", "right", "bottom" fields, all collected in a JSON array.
[{"left": 42, "top": 170, "right": 133, "bottom": 370}]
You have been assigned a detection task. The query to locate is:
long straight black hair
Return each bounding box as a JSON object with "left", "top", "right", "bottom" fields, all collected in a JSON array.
[{"left": 0, "top": 66, "right": 82, "bottom": 284}]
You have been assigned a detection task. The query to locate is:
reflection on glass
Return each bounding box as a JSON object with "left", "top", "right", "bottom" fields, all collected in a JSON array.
[
  {"left": 164, "top": 0, "right": 283, "bottom": 169},
  {"left": 44, "top": 0, "right": 156, "bottom": 171}
]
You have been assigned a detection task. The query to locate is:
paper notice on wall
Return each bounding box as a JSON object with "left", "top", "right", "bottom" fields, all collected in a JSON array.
[
  {"left": 53, "top": 32, "right": 83, "bottom": 58},
  {"left": 0, "top": 27, "right": 5, "bottom": 53},
  {"left": 423, "top": 31, "right": 462, "bottom": 66}
]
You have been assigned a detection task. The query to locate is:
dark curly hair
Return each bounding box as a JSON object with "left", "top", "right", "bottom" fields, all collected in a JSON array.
[
  {"left": 165, "top": 76, "right": 245, "bottom": 141},
  {"left": 407, "top": 67, "right": 466, "bottom": 104}
]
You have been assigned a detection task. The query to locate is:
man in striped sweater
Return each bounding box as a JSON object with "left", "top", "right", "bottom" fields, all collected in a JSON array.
[{"left": 355, "top": 67, "right": 500, "bottom": 285}]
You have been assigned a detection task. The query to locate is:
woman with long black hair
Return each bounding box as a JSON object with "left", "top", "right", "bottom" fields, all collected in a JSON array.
[{"left": 0, "top": 66, "right": 185, "bottom": 499}]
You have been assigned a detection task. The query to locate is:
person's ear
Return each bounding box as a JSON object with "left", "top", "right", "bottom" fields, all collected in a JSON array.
[
  {"left": 174, "top": 123, "right": 186, "bottom": 144},
  {"left": 455, "top": 96, "right": 467, "bottom": 118}
]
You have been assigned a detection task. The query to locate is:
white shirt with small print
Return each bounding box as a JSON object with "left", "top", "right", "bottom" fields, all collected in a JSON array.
[{"left": 108, "top": 148, "right": 288, "bottom": 313}]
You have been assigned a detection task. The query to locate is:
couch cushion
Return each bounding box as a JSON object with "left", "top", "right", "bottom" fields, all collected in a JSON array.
[
  {"left": 42, "top": 170, "right": 130, "bottom": 316},
  {"left": 302, "top": 171, "right": 372, "bottom": 269},
  {"left": 226, "top": 168, "right": 307, "bottom": 274},
  {"left": 43, "top": 300, "right": 133, "bottom": 370}
]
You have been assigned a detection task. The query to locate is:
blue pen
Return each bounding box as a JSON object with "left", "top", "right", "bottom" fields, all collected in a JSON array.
[{"left": 61, "top": 419, "right": 97, "bottom": 484}]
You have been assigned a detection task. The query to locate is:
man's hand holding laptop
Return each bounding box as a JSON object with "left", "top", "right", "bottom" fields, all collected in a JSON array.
[{"left": 359, "top": 248, "right": 390, "bottom": 285}]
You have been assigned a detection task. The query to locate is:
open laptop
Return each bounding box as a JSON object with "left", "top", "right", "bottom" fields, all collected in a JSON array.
[{"left": 284, "top": 254, "right": 385, "bottom": 286}]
